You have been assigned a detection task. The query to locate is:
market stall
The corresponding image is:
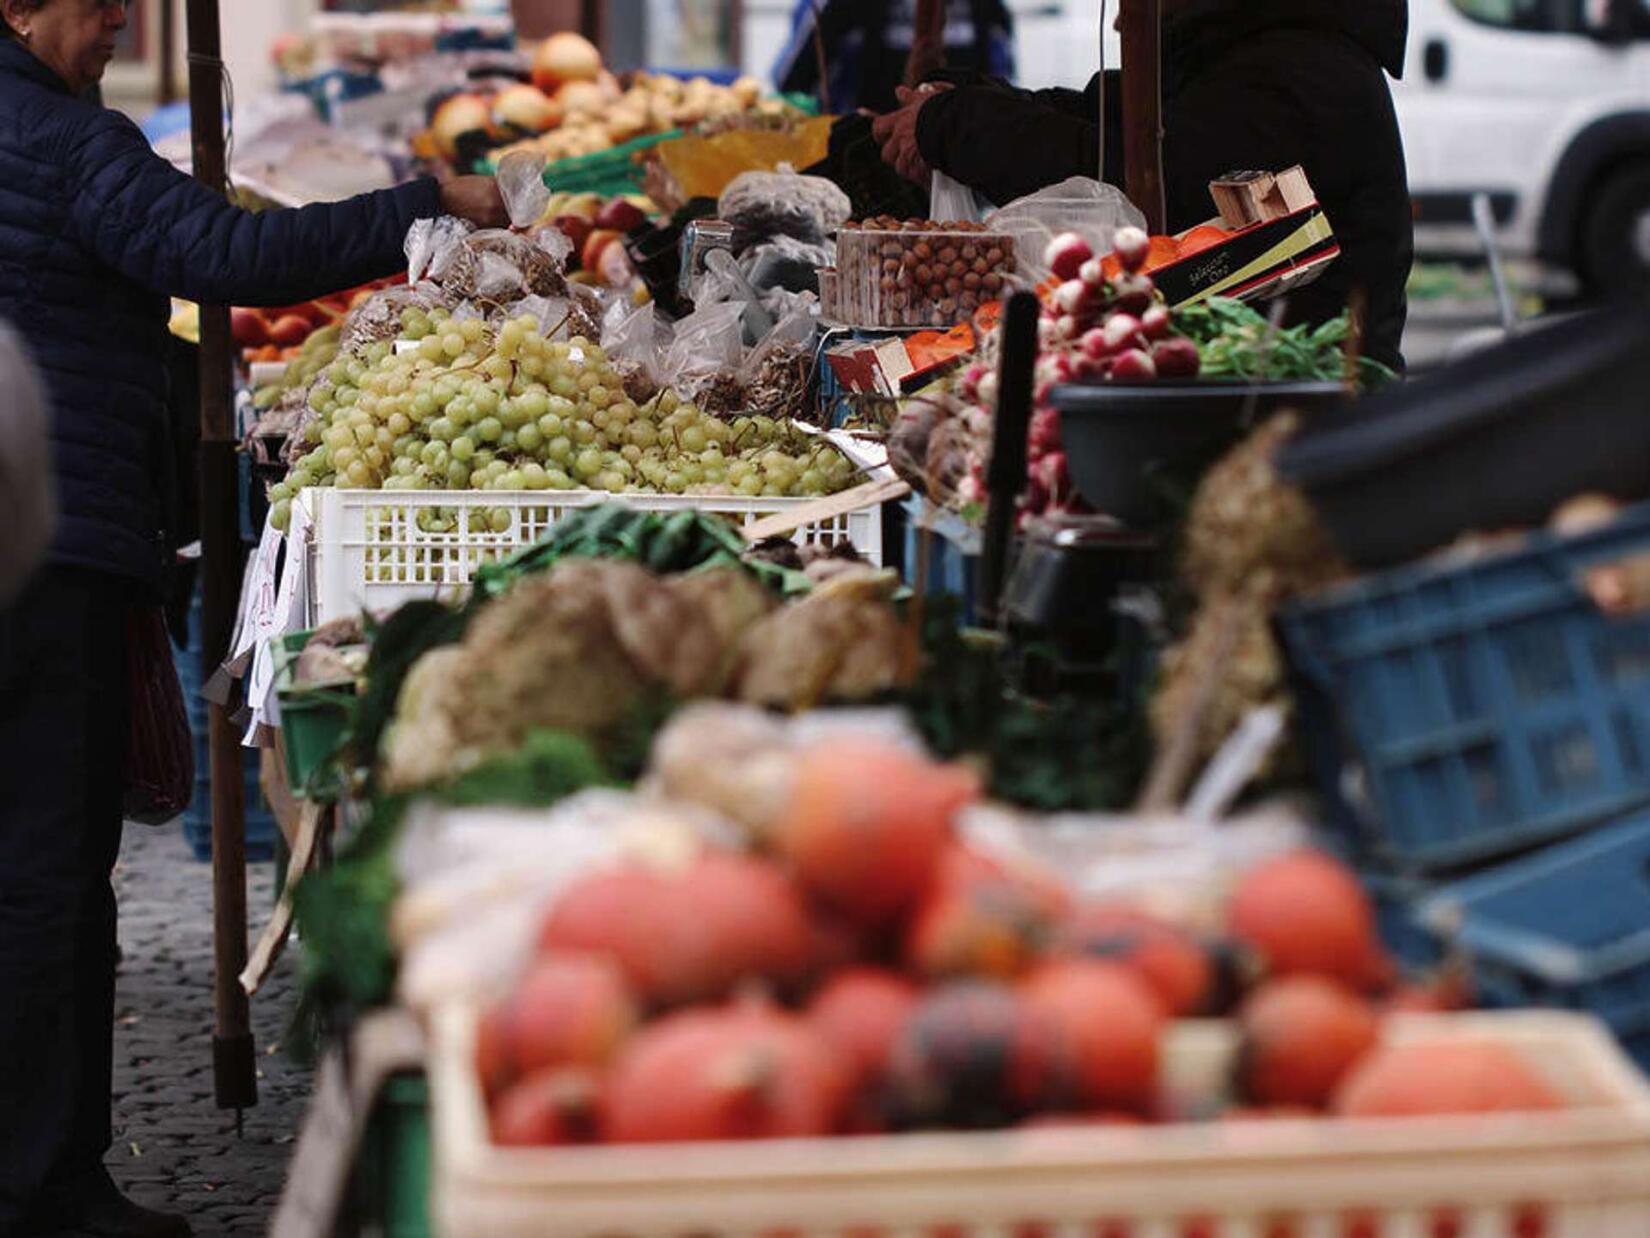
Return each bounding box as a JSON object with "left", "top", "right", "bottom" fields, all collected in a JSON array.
[{"left": 160, "top": 4, "right": 1650, "bottom": 1235}]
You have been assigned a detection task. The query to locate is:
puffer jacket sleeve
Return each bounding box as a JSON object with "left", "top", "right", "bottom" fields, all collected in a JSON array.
[{"left": 64, "top": 108, "right": 443, "bottom": 307}]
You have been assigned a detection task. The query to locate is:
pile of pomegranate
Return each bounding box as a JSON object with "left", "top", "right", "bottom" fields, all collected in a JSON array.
[{"left": 473, "top": 740, "right": 1556, "bottom": 1148}]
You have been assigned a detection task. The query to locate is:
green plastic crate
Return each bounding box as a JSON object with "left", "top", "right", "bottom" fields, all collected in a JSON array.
[
  {"left": 478, "top": 94, "right": 821, "bottom": 196},
  {"left": 351, "top": 1073, "right": 431, "bottom": 1238},
  {"left": 273, "top": 629, "right": 354, "bottom": 800}
]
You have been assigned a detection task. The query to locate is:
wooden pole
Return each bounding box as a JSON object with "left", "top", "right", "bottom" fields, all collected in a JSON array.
[
  {"left": 1118, "top": 0, "right": 1165, "bottom": 233},
  {"left": 158, "top": 0, "right": 178, "bottom": 105},
  {"left": 185, "top": 0, "right": 258, "bottom": 1118}
]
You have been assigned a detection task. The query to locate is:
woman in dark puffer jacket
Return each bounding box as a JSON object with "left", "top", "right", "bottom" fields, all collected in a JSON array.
[{"left": 0, "top": 3, "right": 506, "bottom": 1235}]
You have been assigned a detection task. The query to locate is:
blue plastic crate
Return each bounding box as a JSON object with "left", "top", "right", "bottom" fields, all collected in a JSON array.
[
  {"left": 172, "top": 595, "right": 278, "bottom": 864},
  {"left": 1281, "top": 499, "right": 1650, "bottom": 873},
  {"left": 901, "top": 495, "right": 980, "bottom": 623},
  {"left": 1419, "top": 813, "right": 1650, "bottom": 1070},
  {"left": 1360, "top": 867, "right": 1444, "bottom": 972}
]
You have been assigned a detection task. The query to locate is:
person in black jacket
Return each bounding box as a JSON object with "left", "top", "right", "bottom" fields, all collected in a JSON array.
[
  {"left": 872, "top": 0, "right": 1413, "bottom": 372},
  {"left": 0, "top": 3, "right": 507, "bottom": 1236}
]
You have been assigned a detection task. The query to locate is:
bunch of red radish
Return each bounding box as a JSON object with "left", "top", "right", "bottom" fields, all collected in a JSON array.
[{"left": 1038, "top": 226, "right": 1202, "bottom": 387}]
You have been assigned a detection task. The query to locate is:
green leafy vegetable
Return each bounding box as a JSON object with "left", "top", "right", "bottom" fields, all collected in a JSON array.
[{"left": 1175, "top": 297, "right": 1397, "bottom": 388}]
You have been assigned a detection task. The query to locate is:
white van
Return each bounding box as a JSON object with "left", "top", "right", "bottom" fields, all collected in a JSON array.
[{"left": 1393, "top": 0, "right": 1650, "bottom": 294}]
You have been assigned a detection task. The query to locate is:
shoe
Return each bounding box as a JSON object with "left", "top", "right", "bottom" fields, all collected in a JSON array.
[{"left": 24, "top": 1168, "right": 190, "bottom": 1238}]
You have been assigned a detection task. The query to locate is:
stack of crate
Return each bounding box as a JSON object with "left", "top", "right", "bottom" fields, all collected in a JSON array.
[{"left": 1281, "top": 500, "right": 1650, "bottom": 1070}]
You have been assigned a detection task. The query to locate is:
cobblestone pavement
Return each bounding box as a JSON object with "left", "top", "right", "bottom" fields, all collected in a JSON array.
[{"left": 109, "top": 824, "right": 307, "bottom": 1236}]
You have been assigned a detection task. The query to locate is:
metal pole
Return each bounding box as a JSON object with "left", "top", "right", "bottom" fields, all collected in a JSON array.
[
  {"left": 185, "top": 0, "right": 257, "bottom": 1118},
  {"left": 1119, "top": 0, "right": 1165, "bottom": 234}
]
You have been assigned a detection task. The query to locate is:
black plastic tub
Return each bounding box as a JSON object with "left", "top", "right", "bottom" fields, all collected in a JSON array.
[
  {"left": 1276, "top": 305, "right": 1650, "bottom": 569},
  {"left": 1050, "top": 380, "right": 1347, "bottom": 526}
]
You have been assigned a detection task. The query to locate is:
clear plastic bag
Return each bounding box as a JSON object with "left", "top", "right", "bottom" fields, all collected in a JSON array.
[
  {"left": 985, "top": 175, "right": 1148, "bottom": 285},
  {"left": 495, "top": 148, "right": 551, "bottom": 229},
  {"left": 341, "top": 280, "right": 454, "bottom": 351},
  {"left": 602, "top": 298, "right": 670, "bottom": 403},
  {"left": 740, "top": 300, "right": 817, "bottom": 422},
  {"left": 663, "top": 300, "right": 746, "bottom": 413},
  {"left": 929, "top": 169, "right": 994, "bottom": 224},
  {"left": 741, "top": 234, "right": 833, "bottom": 295},
  {"left": 405, "top": 215, "right": 473, "bottom": 284},
  {"left": 718, "top": 164, "right": 852, "bottom": 248}
]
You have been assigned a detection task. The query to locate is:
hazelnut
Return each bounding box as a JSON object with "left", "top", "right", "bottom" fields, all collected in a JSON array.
[
  {"left": 915, "top": 263, "right": 933, "bottom": 284},
  {"left": 964, "top": 271, "right": 982, "bottom": 290},
  {"left": 983, "top": 272, "right": 1004, "bottom": 293},
  {"left": 945, "top": 276, "right": 963, "bottom": 296},
  {"left": 986, "top": 246, "right": 1005, "bottom": 266},
  {"left": 913, "top": 241, "right": 933, "bottom": 261},
  {"left": 939, "top": 246, "right": 958, "bottom": 265},
  {"left": 961, "top": 243, "right": 978, "bottom": 262}
]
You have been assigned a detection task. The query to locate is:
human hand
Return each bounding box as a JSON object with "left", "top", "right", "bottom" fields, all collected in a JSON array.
[
  {"left": 439, "top": 176, "right": 510, "bottom": 229},
  {"left": 872, "top": 86, "right": 949, "bottom": 184}
]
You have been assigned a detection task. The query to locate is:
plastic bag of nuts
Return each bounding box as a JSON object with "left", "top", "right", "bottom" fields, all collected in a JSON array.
[{"left": 835, "top": 217, "right": 1015, "bottom": 328}]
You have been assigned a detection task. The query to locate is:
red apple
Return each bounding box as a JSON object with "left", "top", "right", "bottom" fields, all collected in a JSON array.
[
  {"left": 267, "top": 314, "right": 312, "bottom": 349},
  {"left": 580, "top": 228, "right": 622, "bottom": 274},
  {"left": 594, "top": 199, "right": 648, "bottom": 233},
  {"left": 230, "top": 307, "right": 269, "bottom": 349},
  {"left": 554, "top": 216, "right": 594, "bottom": 262}
]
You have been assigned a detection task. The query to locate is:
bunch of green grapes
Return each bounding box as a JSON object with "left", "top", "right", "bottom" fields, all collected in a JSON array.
[{"left": 266, "top": 307, "right": 855, "bottom": 532}]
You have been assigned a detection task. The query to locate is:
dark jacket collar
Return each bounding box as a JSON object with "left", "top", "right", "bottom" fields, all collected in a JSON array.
[
  {"left": 1167, "top": 0, "right": 1408, "bottom": 87},
  {"left": 0, "top": 34, "right": 72, "bottom": 94}
]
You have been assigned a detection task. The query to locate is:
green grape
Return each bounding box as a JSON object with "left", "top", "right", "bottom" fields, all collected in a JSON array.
[
  {"left": 679, "top": 425, "right": 707, "bottom": 453},
  {"left": 476, "top": 416, "right": 503, "bottom": 444},
  {"left": 428, "top": 416, "right": 455, "bottom": 443},
  {"left": 333, "top": 445, "right": 359, "bottom": 471},
  {"left": 419, "top": 441, "right": 444, "bottom": 468},
  {"left": 345, "top": 460, "right": 372, "bottom": 487},
  {"left": 545, "top": 468, "right": 574, "bottom": 490},
  {"left": 516, "top": 424, "right": 543, "bottom": 454},
  {"left": 572, "top": 420, "right": 597, "bottom": 445},
  {"left": 498, "top": 470, "right": 524, "bottom": 490},
  {"left": 497, "top": 430, "right": 518, "bottom": 454},
  {"left": 626, "top": 422, "right": 657, "bottom": 450},
  {"left": 441, "top": 332, "right": 466, "bottom": 358},
  {"left": 521, "top": 462, "right": 548, "bottom": 490},
  {"left": 574, "top": 449, "right": 603, "bottom": 480},
  {"left": 410, "top": 392, "right": 436, "bottom": 422},
  {"left": 550, "top": 374, "right": 577, "bottom": 399},
  {"left": 518, "top": 390, "right": 549, "bottom": 421},
  {"left": 451, "top": 436, "right": 476, "bottom": 463},
  {"left": 620, "top": 444, "right": 642, "bottom": 464},
  {"left": 736, "top": 474, "right": 763, "bottom": 496},
  {"left": 799, "top": 469, "right": 827, "bottom": 495},
  {"left": 586, "top": 385, "right": 611, "bottom": 410},
  {"left": 447, "top": 460, "right": 472, "bottom": 488},
  {"left": 537, "top": 412, "right": 564, "bottom": 440},
  {"left": 547, "top": 436, "right": 574, "bottom": 464},
  {"left": 270, "top": 498, "right": 292, "bottom": 531},
  {"left": 663, "top": 470, "right": 687, "bottom": 492}
]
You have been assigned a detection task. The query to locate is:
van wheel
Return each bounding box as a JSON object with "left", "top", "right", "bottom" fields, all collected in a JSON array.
[{"left": 1579, "top": 161, "right": 1650, "bottom": 299}]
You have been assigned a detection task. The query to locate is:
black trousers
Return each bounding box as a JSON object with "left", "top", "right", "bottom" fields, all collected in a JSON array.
[{"left": 0, "top": 567, "right": 130, "bottom": 1233}]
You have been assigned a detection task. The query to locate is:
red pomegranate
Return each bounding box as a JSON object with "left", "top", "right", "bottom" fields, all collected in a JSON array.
[
  {"left": 1333, "top": 1040, "right": 1562, "bottom": 1118},
  {"left": 905, "top": 844, "right": 1072, "bottom": 981},
  {"left": 1021, "top": 959, "right": 1165, "bottom": 1115},
  {"left": 475, "top": 953, "right": 637, "bottom": 1097},
  {"left": 538, "top": 852, "right": 816, "bottom": 1006},
  {"left": 1227, "top": 850, "right": 1392, "bottom": 992},
  {"left": 490, "top": 1067, "right": 600, "bottom": 1146},
  {"left": 774, "top": 740, "right": 976, "bottom": 926},
  {"left": 1059, "top": 902, "right": 1216, "bottom": 1017},
  {"left": 1235, "top": 976, "right": 1379, "bottom": 1110},
  {"left": 882, "top": 980, "right": 1064, "bottom": 1130},
  {"left": 601, "top": 999, "right": 851, "bottom": 1142},
  {"left": 805, "top": 967, "right": 921, "bottom": 1091}
]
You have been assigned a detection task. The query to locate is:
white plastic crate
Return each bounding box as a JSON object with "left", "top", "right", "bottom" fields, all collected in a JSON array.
[
  {"left": 296, "top": 487, "right": 884, "bottom": 625},
  {"left": 429, "top": 1008, "right": 1650, "bottom": 1238}
]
